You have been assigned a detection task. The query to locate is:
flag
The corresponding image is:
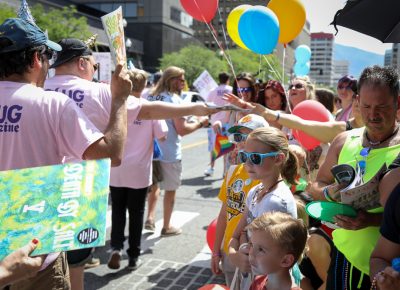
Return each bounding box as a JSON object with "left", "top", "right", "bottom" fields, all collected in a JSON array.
[{"left": 211, "top": 133, "right": 235, "bottom": 162}]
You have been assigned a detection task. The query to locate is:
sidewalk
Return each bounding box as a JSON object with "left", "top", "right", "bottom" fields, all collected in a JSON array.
[{"left": 85, "top": 258, "right": 227, "bottom": 290}]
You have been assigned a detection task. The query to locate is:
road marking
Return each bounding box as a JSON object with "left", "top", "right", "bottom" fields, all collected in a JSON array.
[
  {"left": 106, "top": 210, "right": 200, "bottom": 252},
  {"left": 190, "top": 245, "right": 212, "bottom": 268},
  {"left": 182, "top": 140, "right": 208, "bottom": 150}
]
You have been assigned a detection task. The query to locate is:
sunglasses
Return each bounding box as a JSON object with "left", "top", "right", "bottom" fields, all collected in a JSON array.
[
  {"left": 81, "top": 57, "right": 99, "bottom": 72},
  {"left": 238, "top": 150, "right": 279, "bottom": 166},
  {"left": 230, "top": 133, "right": 248, "bottom": 143},
  {"left": 337, "top": 84, "right": 352, "bottom": 90},
  {"left": 237, "top": 87, "right": 252, "bottom": 93},
  {"left": 40, "top": 47, "right": 54, "bottom": 60},
  {"left": 288, "top": 83, "right": 304, "bottom": 90}
]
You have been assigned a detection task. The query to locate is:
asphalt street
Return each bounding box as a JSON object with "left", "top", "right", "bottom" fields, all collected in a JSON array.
[{"left": 84, "top": 128, "right": 227, "bottom": 289}]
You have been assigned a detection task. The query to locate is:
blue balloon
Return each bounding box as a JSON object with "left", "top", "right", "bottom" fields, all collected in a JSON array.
[
  {"left": 295, "top": 45, "right": 312, "bottom": 63},
  {"left": 294, "top": 62, "right": 310, "bottom": 76},
  {"left": 238, "top": 6, "right": 280, "bottom": 55}
]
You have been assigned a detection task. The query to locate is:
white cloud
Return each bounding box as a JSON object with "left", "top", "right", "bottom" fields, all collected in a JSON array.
[{"left": 302, "top": 0, "right": 391, "bottom": 55}]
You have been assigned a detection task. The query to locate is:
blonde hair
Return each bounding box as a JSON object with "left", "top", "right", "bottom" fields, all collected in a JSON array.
[
  {"left": 127, "top": 69, "right": 149, "bottom": 93},
  {"left": 151, "top": 66, "right": 185, "bottom": 96},
  {"left": 248, "top": 127, "right": 299, "bottom": 184},
  {"left": 247, "top": 212, "right": 308, "bottom": 267},
  {"left": 289, "top": 144, "right": 306, "bottom": 169},
  {"left": 294, "top": 195, "right": 309, "bottom": 228},
  {"left": 293, "top": 76, "right": 315, "bottom": 100}
]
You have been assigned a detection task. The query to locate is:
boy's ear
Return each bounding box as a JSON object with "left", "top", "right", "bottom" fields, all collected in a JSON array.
[{"left": 280, "top": 254, "right": 295, "bottom": 268}]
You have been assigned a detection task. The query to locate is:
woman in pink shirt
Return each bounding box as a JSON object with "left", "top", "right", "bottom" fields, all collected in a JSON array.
[{"left": 108, "top": 69, "right": 168, "bottom": 271}]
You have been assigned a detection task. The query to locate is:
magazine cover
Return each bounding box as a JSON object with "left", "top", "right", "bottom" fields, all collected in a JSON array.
[
  {"left": 101, "top": 6, "right": 127, "bottom": 66},
  {"left": 0, "top": 159, "right": 110, "bottom": 259}
]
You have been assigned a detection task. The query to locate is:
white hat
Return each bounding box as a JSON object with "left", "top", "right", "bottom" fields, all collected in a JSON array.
[{"left": 228, "top": 114, "right": 269, "bottom": 133}]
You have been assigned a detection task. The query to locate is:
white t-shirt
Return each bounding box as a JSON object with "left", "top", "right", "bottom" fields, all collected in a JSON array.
[
  {"left": 0, "top": 81, "right": 103, "bottom": 171},
  {"left": 110, "top": 98, "right": 168, "bottom": 188},
  {"left": 45, "top": 75, "right": 142, "bottom": 132},
  {"left": 246, "top": 181, "right": 297, "bottom": 225}
]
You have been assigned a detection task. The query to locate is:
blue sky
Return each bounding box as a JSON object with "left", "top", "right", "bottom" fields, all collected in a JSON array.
[{"left": 302, "top": 0, "right": 391, "bottom": 55}]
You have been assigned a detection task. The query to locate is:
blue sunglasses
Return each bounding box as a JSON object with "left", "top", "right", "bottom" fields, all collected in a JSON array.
[
  {"left": 237, "top": 87, "right": 253, "bottom": 93},
  {"left": 230, "top": 133, "right": 248, "bottom": 143},
  {"left": 238, "top": 150, "right": 279, "bottom": 166}
]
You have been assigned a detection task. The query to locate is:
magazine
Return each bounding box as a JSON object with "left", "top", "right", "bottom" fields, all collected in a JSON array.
[
  {"left": 338, "top": 163, "right": 387, "bottom": 210},
  {"left": 205, "top": 102, "right": 251, "bottom": 112},
  {"left": 0, "top": 159, "right": 110, "bottom": 260}
]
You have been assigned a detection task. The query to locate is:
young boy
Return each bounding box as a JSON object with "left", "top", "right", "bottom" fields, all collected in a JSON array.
[{"left": 247, "top": 212, "right": 308, "bottom": 290}]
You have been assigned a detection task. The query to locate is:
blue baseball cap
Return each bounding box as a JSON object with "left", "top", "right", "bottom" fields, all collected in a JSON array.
[{"left": 0, "top": 18, "right": 61, "bottom": 53}]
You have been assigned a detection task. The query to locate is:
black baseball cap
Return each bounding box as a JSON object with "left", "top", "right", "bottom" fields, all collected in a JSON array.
[
  {"left": 0, "top": 18, "right": 61, "bottom": 53},
  {"left": 50, "top": 38, "right": 92, "bottom": 68}
]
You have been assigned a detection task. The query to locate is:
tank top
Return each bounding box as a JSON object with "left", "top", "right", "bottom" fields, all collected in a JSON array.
[{"left": 334, "top": 127, "right": 400, "bottom": 274}]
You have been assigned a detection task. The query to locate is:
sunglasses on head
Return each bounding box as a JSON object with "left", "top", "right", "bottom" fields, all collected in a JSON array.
[
  {"left": 288, "top": 83, "right": 304, "bottom": 90},
  {"left": 237, "top": 150, "right": 279, "bottom": 166},
  {"left": 40, "top": 47, "right": 54, "bottom": 60},
  {"left": 230, "top": 133, "right": 248, "bottom": 143},
  {"left": 237, "top": 87, "right": 252, "bottom": 93}
]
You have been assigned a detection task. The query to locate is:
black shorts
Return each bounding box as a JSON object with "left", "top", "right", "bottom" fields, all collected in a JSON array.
[{"left": 66, "top": 248, "right": 93, "bottom": 268}]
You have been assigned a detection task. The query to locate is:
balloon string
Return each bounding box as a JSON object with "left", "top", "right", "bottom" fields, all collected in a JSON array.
[
  {"left": 262, "top": 55, "right": 281, "bottom": 83},
  {"left": 258, "top": 54, "right": 262, "bottom": 79},
  {"left": 282, "top": 44, "right": 286, "bottom": 85},
  {"left": 217, "top": 7, "right": 236, "bottom": 77},
  {"left": 206, "top": 22, "right": 238, "bottom": 85}
]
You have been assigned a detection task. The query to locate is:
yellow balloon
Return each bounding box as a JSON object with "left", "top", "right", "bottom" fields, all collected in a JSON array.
[
  {"left": 227, "top": 5, "right": 251, "bottom": 50},
  {"left": 268, "top": 0, "right": 306, "bottom": 44}
]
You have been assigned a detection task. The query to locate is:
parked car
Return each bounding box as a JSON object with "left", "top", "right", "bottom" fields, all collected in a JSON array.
[{"left": 180, "top": 91, "right": 205, "bottom": 103}]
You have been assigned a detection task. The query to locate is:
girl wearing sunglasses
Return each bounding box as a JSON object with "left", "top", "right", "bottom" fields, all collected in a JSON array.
[
  {"left": 228, "top": 127, "right": 300, "bottom": 286},
  {"left": 288, "top": 76, "right": 315, "bottom": 110},
  {"left": 335, "top": 75, "right": 357, "bottom": 122}
]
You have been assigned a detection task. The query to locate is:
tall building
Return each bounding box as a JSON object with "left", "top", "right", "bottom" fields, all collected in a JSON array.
[
  {"left": 333, "top": 60, "right": 349, "bottom": 85},
  {"left": 191, "top": 0, "right": 311, "bottom": 83},
  {"left": 384, "top": 49, "right": 393, "bottom": 67},
  {"left": 310, "top": 32, "right": 334, "bottom": 87}
]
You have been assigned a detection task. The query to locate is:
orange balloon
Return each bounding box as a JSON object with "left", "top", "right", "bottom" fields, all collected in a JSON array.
[{"left": 268, "top": 0, "right": 306, "bottom": 44}]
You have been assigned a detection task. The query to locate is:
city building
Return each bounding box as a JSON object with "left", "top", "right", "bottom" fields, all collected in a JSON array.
[
  {"left": 191, "top": 0, "right": 311, "bottom": 83},
  {"left": 310, "top": 32, "right": 334, "bottom": 87},
  {"left": 384, "top": 49, "right": 392, "bottom": 67},
  {"left": 332, "top": 60, "right": 349, "bottom": 85}
]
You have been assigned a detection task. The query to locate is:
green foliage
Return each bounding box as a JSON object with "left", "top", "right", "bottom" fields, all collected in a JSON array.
[
  {"left": 0, "top": 3, "right": 91, "bottom": 42},
  {"left": 159, "top": 45, "right": 226, "bottom": 85},
  {"left": 159, "top": 44, "right": 287, "bottom": 86},
  {"left": 31, "top": 5, "right": 91, "bottom": 42}
]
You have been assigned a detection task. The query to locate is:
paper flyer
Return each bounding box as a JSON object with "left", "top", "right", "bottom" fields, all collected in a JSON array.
[
  {"left": 0, "top": 159, "right": 111, "bottom": 260},
  {"left": 193, "top": 70, "right": 218, "bottom": 100},
  {"left": 101, "top": 6, "right": 127, "bottom": 66}
]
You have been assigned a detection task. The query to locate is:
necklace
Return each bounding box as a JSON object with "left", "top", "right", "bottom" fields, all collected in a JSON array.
[
  {"left": 253, "top": 179, "right": 284, "bottom": 204},
  {"left": 365, "top": 125, "right": 399, "bottom": 147}
]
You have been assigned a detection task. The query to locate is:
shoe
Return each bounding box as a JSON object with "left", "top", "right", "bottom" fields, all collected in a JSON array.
[
  {"left": 161, "top": 226, "right": 182, "bottom": 237},
  {"left": 204, "top": 167, "right": 214, "bottom": 176},
  {"left": 144, "top": 220, "right": 155, "bottom": 232},
  {"left": 107, "top": 250, "right": 122, "bottom": 269},
  {"left": 126, "top": 257, "right": 143, "bottom": 271},
  {"left": 84, "top": 257, "right": 100, "bottom": 269}
]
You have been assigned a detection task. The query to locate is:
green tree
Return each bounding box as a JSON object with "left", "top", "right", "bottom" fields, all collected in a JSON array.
[
  {"left": 159, "top": 44, "right": 288, "bottom": 86},
  {"left": 0, "top": 3, "right": 91, "bottom": 42}
]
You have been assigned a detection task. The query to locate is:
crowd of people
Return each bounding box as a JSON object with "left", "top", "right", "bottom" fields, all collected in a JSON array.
[{"left": 1, "top": 16, "right": 400, "bottom": 290}]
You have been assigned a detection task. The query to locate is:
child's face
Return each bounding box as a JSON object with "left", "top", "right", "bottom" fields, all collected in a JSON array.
[
  {"left": 248, "top": 230, "right": 286, "bottom": 275},
  {"left": 243, "top": 138, "right": 280, "bottom": 180}
]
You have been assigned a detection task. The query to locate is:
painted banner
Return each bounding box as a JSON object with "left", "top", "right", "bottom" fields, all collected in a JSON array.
[
  {"left": 0, "top": 159, "right": 110, "bottom": 259},
  {"left": 101, "top": 6, "right": 126, "bottom": 66}
]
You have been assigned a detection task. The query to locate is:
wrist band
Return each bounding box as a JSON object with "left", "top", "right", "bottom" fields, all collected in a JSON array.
[
  {"left": 212, "top": 252, "right": 222, "bottom": 258},
  {"left": 275, "top": 112, "right": 280, "bottom": 121},
  {"left": 323, "top": 186, "right": 334, "bottom": 202}
]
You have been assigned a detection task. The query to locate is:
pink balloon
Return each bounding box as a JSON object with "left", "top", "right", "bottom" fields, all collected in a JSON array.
[
  {"left": 206, "top": 218, "right": 217, "bottom": 251},
  {"left": 180, "top": 0, "right": 219, "bottom": 23},
  {"left": 292, "top": 100, "right": 330, "bottom": 150}
]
